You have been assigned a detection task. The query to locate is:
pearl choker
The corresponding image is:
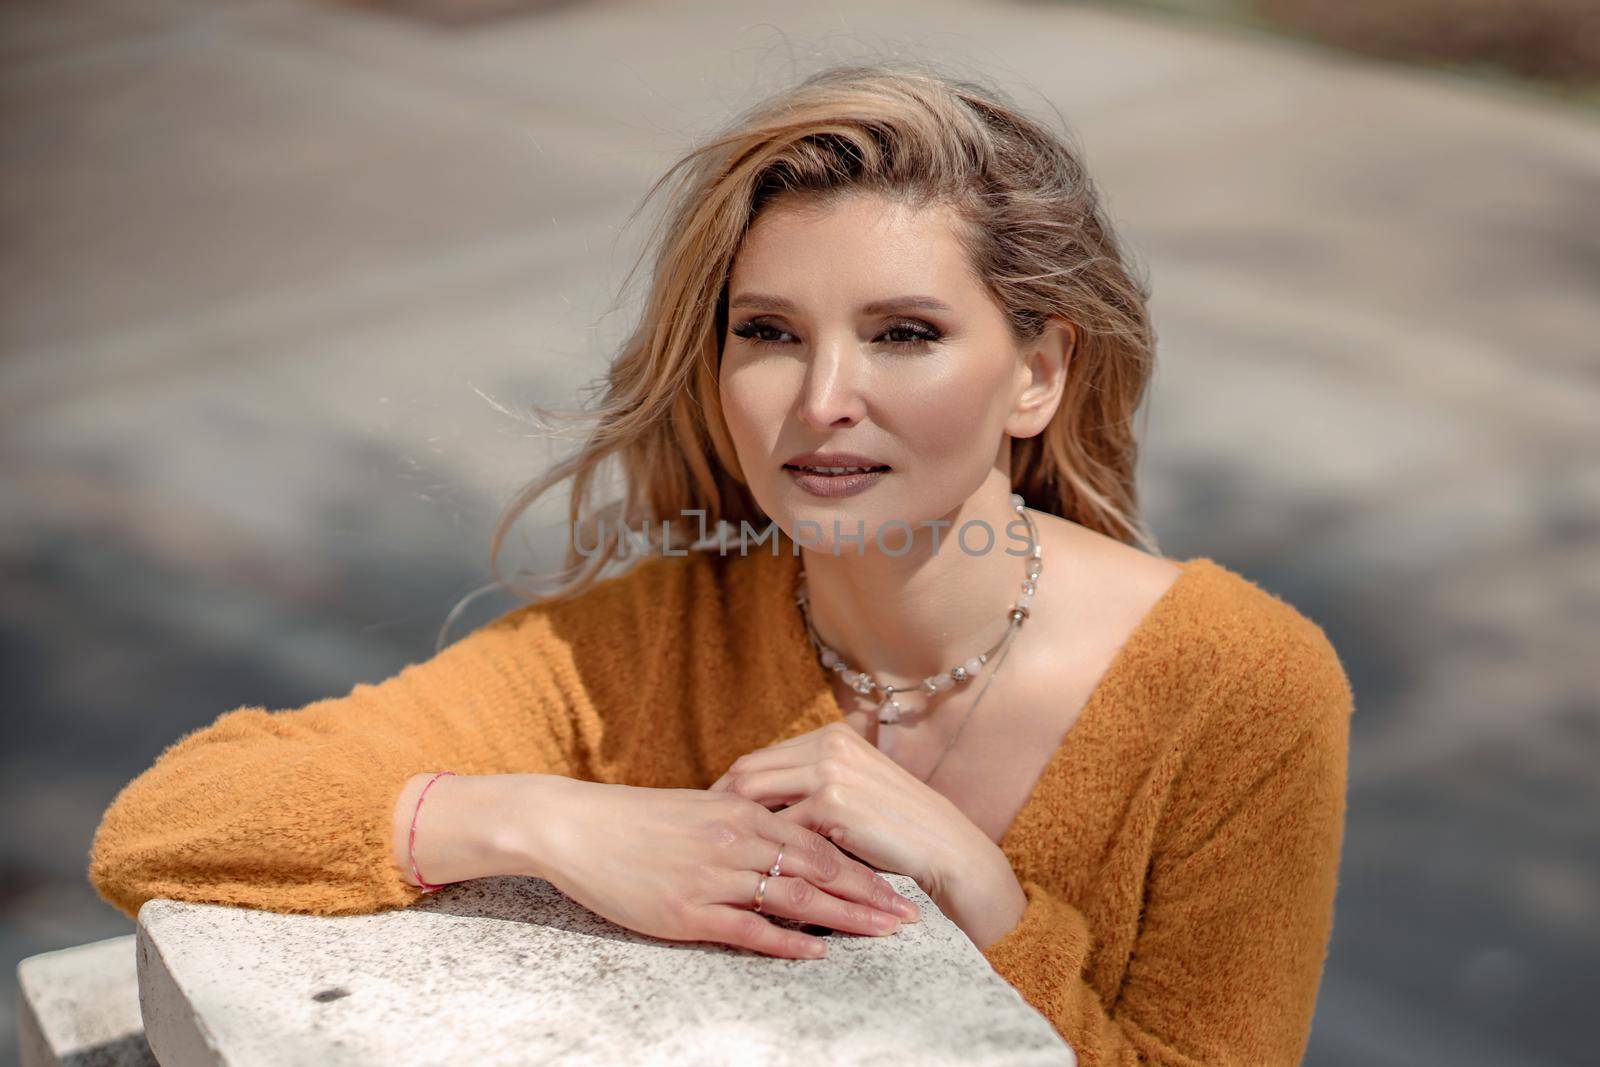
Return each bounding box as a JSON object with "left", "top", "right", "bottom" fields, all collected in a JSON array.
[{"left": 795, "top": 494, "right": 1041, "bottom": 729}]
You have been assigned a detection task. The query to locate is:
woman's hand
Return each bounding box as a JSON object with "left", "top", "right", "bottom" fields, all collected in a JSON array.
[
  {"left": 707, "top": 722, "right": 996, "bottom": 905},
  {"left": 533, "top": 777, "right": 922, "bottom": 960}
]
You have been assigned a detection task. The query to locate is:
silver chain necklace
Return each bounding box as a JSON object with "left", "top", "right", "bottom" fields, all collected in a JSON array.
[{"left": 794, "top": 495, "right": 1041, "bottom": 782}]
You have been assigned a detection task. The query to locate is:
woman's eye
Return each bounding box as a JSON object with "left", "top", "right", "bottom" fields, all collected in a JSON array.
[
  {"left": 881, "top": 321, "right": 941, "bottom": 349},
  {"left": 731, "top": 321, "right": 793, "bottom": 346},
  {"left": 730, "top": 319, "right": 941, "bottom": 350}
]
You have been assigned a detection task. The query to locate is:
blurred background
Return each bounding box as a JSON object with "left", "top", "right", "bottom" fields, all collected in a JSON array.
[{"left": 3, "top": 1, "right": 1597, "bottom": 1064}]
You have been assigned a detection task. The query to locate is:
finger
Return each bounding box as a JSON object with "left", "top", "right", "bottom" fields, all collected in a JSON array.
[
  {"left": 689, "top": 903, "right": 829, "bottom": 959},
  {"left": 750, "top": 811, "right": 921, "bottom": 921},
  {"left": 717, "top": 722, "right": 850, "bottom": 782},
  {"left": 719, "top": 832, "right": 912, "bottom": 926},
  {"left": 723, "top": 765, "right": 817, "bottom": 809},
  {"left": 712, "top": 738, "right": 819, "bottom": 789},
  {"left": 770, "top": 798, "right": 913, "bottom": 912},
  {"left": 718, "top": 871, "right": 901, "bottom": 938}
]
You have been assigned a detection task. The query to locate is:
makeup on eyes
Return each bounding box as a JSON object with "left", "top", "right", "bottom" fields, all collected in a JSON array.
[{"left": 729, "top": 317, "right": 943, "bottom": 349}]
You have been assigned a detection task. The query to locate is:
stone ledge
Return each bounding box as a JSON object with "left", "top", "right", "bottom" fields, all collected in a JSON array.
[
  {"left": 16, "top": 934, "right": 156, "bottom": 1067},
  {"left": 136, "top": 872, "right": 1074, "bottom": 1065}
]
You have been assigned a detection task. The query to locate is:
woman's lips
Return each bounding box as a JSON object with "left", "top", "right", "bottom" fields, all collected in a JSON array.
[{"left": 782, "top": 464, "right": 891, "bottom": 498}]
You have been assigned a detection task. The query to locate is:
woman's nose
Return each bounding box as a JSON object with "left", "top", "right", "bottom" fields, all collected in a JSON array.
[{"left": 796, "top": 341, "right": 866, "bottom": 429}]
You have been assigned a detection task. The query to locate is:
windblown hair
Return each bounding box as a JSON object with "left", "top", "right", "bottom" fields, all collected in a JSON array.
[{"left": 445, "top": 61, "right": 1160, "bottom": 645}]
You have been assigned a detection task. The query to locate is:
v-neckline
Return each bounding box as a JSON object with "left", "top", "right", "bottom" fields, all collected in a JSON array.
[{"left": 770, "top": 547, "right": 1211, "bottom": 857}]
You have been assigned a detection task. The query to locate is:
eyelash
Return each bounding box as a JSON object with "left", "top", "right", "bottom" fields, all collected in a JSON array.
[{"left": 729, "top": 318, "right": 942, "bottom": 352}]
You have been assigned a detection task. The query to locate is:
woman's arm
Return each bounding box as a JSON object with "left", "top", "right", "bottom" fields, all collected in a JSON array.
[
  {"left": 390, "top": 772, "right": 580, "bottom": 889},
  {"left": 88, "top": 601, "right": 596, "bottom": 921},
  {"left": 982, "top": 623, "right": 1354, "bottom": 1065}
]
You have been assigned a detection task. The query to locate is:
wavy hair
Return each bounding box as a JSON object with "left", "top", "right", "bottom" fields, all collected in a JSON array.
[{"left": 439, "top": 61, "right": 1160, "bottom": 648}]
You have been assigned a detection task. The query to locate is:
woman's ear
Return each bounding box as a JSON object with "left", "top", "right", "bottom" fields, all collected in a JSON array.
[{"left": 1003, "top": 317, "right": 1075, "bottom": 440}]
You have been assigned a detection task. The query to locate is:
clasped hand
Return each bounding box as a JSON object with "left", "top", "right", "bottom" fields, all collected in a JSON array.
[
  {"left": 708, "top": 721, "right": 994, "bottom": 907},
  {"left": 534, "top": 722, "right": 1018, "bottom": 961}
]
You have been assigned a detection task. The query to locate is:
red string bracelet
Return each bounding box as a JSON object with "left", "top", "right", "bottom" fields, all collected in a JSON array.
[{"left": 408, "top": 770, "right": 457, "bottom": 893}]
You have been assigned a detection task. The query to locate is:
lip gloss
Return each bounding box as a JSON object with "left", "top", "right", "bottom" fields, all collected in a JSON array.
[{"left": 784, "top": 467, "right": 890, "bottom": 498}]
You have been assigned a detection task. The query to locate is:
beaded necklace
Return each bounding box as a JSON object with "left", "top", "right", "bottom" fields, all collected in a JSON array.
[{"left": 794, "top": 495, "right": 1041, "bottom": 781}]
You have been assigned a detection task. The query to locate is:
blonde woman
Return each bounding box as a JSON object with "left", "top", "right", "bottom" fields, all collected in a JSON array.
[{"left": 90, "top": 62, "right": 1353, "bottom": 1064}]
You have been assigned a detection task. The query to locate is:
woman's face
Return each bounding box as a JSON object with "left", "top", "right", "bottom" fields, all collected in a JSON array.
[{"left": 718, "top": 191, "right": 1060, "bottom": 554}]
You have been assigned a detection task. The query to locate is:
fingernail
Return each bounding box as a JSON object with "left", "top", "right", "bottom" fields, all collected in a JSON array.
[
  {"left": 872, "top": 910, "right": 900, "bottom": 933},
  {"left": 895, "top": 898, "right": 920, "bottom": 920}
]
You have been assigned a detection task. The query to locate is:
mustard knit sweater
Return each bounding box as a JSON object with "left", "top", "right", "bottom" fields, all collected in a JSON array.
[{"left": 89, "top": 531, "right": 1353, "bottom": 1065}]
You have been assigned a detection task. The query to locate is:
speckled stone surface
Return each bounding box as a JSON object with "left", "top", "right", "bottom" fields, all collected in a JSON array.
[
  {"left": 16, "top": 934, "right": 156, "bottom": 1067},
  {"left": 135, "top": 873, "right": 1073, "bottom": 1066}
]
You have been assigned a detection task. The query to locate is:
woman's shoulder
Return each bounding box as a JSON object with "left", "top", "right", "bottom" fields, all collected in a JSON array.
[
  {"left": 1164, "top": 556, "right": 1355, "bottom": 742},
  {"left": 1177, "top": 557, "right": 1344, "bottom": 655},
  {"left": 1148, "top": 558, "right": 1354, "bottom": 875}
]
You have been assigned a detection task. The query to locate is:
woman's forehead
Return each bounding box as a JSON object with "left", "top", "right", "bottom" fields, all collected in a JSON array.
[{"left": 729, "top": 197, "right": 976, "bottom": 309}]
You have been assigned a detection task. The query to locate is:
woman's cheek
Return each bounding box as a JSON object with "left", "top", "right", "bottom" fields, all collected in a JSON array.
[
  {"left": 894, "top": 370, "right": 1004, "bottom": 463},
  {"left": 719, "top": 364, "right": 786, "bottom": 474}
]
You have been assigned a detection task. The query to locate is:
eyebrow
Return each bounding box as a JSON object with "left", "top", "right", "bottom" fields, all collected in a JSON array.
[{"left": 728, "top": 293, "right": 955, "bottom": 316}]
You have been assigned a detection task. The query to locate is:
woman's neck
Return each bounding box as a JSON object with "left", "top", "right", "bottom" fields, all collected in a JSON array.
[{"left": 798, "top": 481, "right": 1034, "bottom": 690}]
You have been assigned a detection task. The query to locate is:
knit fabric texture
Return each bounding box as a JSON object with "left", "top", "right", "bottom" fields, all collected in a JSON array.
[{"left": 89, "top": 529, "right": 1353, "bottom": 1065}]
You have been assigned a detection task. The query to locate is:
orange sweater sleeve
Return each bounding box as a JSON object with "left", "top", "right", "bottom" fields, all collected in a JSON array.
[
  {"left": 982, "top": 625, "right": 1354, "bottom": 1066},
  {"left": 87, "top": 601, "right": 591, "bottom": 922}
]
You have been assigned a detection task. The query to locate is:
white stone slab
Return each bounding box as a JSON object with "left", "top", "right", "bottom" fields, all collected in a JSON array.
[
  {"left": 16, "top": 934, "right": 156, "bottom": 1067},
  {"left": 135, "top": 873, "right": 1072, "bottom": 1066}
]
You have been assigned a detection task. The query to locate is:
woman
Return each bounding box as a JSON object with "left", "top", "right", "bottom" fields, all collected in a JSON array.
[{"left": 89, "top": 63, "right": 1353, "bottom": 1064}]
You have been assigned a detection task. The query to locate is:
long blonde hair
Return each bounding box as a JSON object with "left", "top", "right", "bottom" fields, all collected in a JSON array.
[{"left": 445, "top": 61, "right": 1160, "bottom": 644}]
